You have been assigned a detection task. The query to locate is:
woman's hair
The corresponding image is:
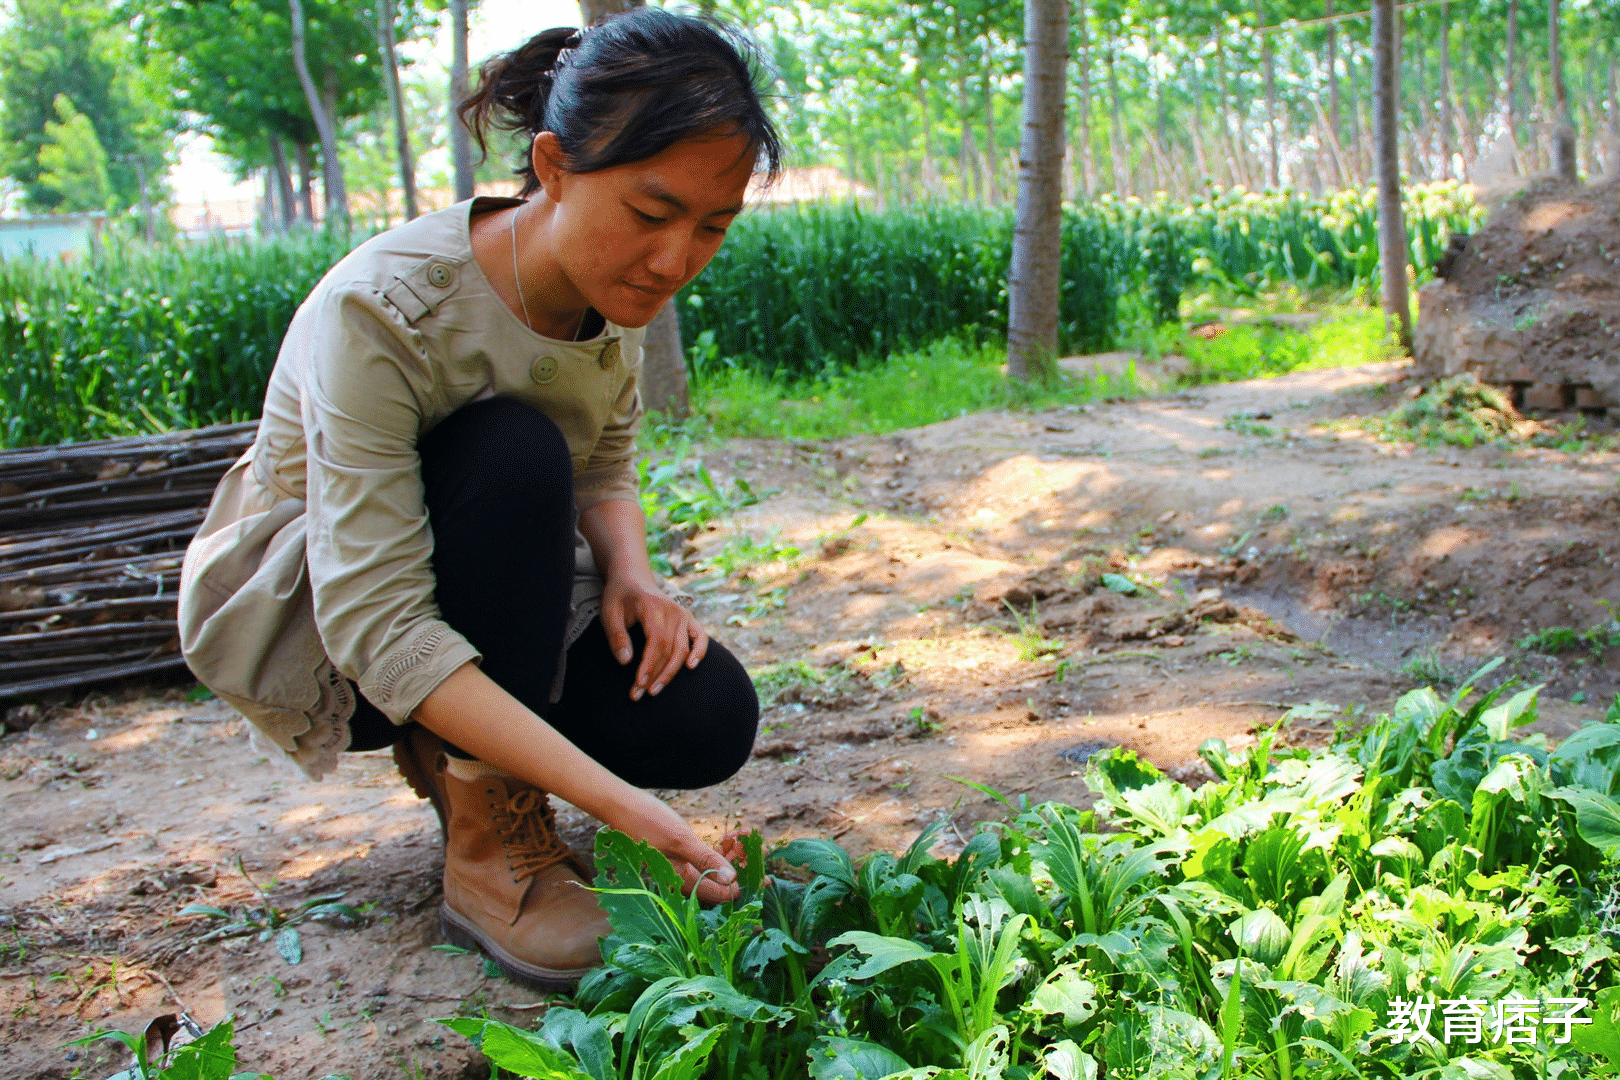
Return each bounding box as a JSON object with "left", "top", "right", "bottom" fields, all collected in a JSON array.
[{"left": 459, "top": 7, "right": 783, "bottom": 195}]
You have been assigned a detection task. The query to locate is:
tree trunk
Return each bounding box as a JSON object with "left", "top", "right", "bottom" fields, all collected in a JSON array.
[
  {"left": 293, "top": 141, "right": 317, "bottom": 222},
  {"left": 1106, "top": 50, "right": 1127, "bottom": 195},
  {"left": 1257, "top": 0, "right": 1278, "bottom": 187},
  {"left": 268, "top": 134, "right": 297, "bottom": 229},
  {"left": 983, "top": 40, "right": 1001, "bottom": 204},
  {"left": 1325, "top": 0, "right": 1342, "bottom": 187},
  {"left": 1006, "top": 0, "right": 1067, "bottom": 382},
  {"left": 1214, "top": 39, "right": 1247, "bottom": 189},
  {"left": 580, "top": 0, "right": 640, "bottom": 23},
  {"left": 918, "top": 78, "right": 937, "bottom": 195},
  {"left": 1439, "top": 0, "right": 1454, "bottom": 178},
  {"left": 1075, "top": 0, "right": 1095, "bottom": 198},
  {"left": 377, "top": 0, "right": 419, "bottom": 220},
  {"left": 1548, "top": 0, "right": 1576, "bottom": 181},
  {"left": 958, "top": 74, "right": 981, "bottom": 202},
  {"left": 260, "top": 167, "right": 278, "bottom": 235},
  {"left": 1506, "top": 0, "right": 1521, "bottom": 170},
  {"left": 1372, "top": 0, "right": 1412, "bottom": 350},
  {"left": 287, "top": 0, "right": 347, "bottom": 225},
  {"left": 639, "top": 300, "right": 688, "bottom": 417},
  {"left": 450, "top": 0, "right": 475, "bottom": 201}
]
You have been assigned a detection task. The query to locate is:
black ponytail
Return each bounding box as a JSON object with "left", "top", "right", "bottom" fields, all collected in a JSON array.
[{"left": 457, "top": 8, "right": 783, "bottom": 195}]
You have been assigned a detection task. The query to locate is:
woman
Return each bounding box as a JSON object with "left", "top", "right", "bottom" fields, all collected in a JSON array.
[{"left": 178, "top": 8, "right": 775, "bottom": 990}]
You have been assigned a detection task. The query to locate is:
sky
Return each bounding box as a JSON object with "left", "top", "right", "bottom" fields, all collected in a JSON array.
[{"left": 167, "top": 0, "right": 583, "bottom": 205}]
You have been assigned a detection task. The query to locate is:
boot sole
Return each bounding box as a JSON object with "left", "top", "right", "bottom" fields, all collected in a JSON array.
[{"left": 438, "top": 902, "right": 596, "bottom": 993}]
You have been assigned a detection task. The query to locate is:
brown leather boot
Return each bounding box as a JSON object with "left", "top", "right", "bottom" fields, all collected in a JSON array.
[
  {"left": 437, "top": 767, "right": 611, "bottom": 990},
  {"left": 392, "top": 725, "right": 449, "bottom": 835}
]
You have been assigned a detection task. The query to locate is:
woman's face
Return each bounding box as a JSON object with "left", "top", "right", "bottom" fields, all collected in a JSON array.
[{"left": 537, "top": 131, "right": 756, "bottom": 329}]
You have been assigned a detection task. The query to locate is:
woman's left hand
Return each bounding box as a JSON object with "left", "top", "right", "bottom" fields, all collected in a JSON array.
[{"left": 601, "top": 573, "right": 709, "bottom": 700}]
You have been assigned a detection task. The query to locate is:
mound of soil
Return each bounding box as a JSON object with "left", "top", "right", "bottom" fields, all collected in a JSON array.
[{"left": 1414, "top": 175, "right": 1620, "bottom": 409}]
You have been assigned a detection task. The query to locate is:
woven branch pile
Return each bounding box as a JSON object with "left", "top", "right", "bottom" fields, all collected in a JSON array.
[{"left": 0, "top": 423, "right": 256, "bottom": 701}]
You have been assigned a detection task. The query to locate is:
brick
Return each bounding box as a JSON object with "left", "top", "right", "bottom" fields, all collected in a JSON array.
[
  {"left": 1522, "top": 382, "right": 1571, "bottom": 411},
  {"left": 1575, "top": 386, "right": 1609, "bottom": 410}
]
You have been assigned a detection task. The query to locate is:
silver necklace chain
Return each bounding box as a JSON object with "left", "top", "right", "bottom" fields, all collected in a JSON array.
[{"left": 509, "top": 201, "right": 586, "bottom": 341}]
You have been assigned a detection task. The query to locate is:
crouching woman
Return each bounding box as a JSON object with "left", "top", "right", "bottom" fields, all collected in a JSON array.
[{"left": 178, "top": 8, "right": 771, "bottom": 990}]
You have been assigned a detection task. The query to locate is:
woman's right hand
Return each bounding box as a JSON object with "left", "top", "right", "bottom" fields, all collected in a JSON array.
[{"left": 605, "top": 786, "right": 740, "bottom": 904}]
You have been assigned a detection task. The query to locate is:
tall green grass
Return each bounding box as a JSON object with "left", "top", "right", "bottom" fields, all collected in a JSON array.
[
  {"left": 0, "top": 183, "right": 1474, "bottom": 447},
  {"left": 0, "top": 231, "right": 352, "bottom": 446}
]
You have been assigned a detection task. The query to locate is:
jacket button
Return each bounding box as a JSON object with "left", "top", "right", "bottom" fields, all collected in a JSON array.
[
  {"left": 427, "top": 262, "right": 453, "bottom": 288},
  {"left": 530, "top": 355, "right": 558, "bottom": 384},
  {"left": 598, "top": 340, "right": 621, "bottom": 369}
]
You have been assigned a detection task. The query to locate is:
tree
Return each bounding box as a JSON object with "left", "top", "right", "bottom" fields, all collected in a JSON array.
[
  {"left": 1006, "top": 0, "right": 1067, "bottom": 381},
  {"left": 450, "top": 0, "right": 475, "bottom": 200},
  {"left": 288, "top": 0, "right": 348, "bottom": 223},
  {"left": 139, "top": 0, "right": 393, "bottom": 227},
  {"left": 377, "top": 0, "right": 420, "bottom": 219},
  {"left": 0, "top": 0, "right": 172, "bottom": 213},
  {"left": 1372, "top": 0, "right": 1411, "bottom": 349},
  {"left": 1548, "top": 0, "right": 1576, "bottom": 180},
  {"left": 37, "top": 95, "right": 112, "bottom": 211}
]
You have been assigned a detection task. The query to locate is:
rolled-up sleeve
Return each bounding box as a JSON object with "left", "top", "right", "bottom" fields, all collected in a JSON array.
[
  {"left": 302, "top": 285, "right": 481, "bottom": 723},
  {"left": 573, "top": 327, "right": 644, "bottom": 512}
]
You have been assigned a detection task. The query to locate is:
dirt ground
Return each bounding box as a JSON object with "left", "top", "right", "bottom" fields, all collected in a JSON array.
[{"left": 4, "top": 358, "right": 1618, "bottom": 1080}]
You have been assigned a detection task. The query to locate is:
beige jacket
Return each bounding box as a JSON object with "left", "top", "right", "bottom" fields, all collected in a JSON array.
[{"left": 179, "top": 198, "right": 645, "bottom": 780}]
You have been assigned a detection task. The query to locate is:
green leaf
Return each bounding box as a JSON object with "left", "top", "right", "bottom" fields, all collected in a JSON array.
[
  {"left": 821, "top": 930, "right": 939, "bottom": 982},
  {"left": 1100, "top": 573, "right": 1138, "bottom": 595},
  {"left": 479, "top": 1021, "right": 596, "bottom": 1080},
  {"left": 1028, "top": 968, "right": 1098, "bottom": 1027},
  {"left": 646, "top": 1026, "right": 724, "bottom": 1080},
  {"left": 1477, "top": 686, "right": 1540, "bottom": 741},
  {"left": 1551, "top": 722, "right": 1620, "bottom": 796},
  {"left": 775, "top": 837, "right": 859, "bottom": 889},
  {"left": 740, "top": 926, "right": 809, "bottom": 978},
  {"left": 1570, "top": 985, "right": 1620, "bottom": 1073},
  {"left": 1041, "top": 1040, "right": 1096, "bottom": 1080},
  {"left": 537, "top": 1008, "right": 615, "bottom": 1080},
  {"left": 178, "top": 904, "right": 232, "bottom": 920},
  {"left": 159, "top": 1019, "right": 240, "bottom": 1080},
  {"left": 1549, "top": 787, "right": 1620, "bottom": 855},
  {"left": 274, "top": 926, "right": 302, "bottom": 966},
  {"left": 808, "top": 1037, "right": 914, "bottom": 1080}
]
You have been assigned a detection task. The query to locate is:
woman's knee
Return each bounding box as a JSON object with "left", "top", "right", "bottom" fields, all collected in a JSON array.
[
  {"left": 419, "top": 397, "right": 573, "bottom": 506},
  {"left": 643, "top": 643, "right": 759, "bottom": 789}
]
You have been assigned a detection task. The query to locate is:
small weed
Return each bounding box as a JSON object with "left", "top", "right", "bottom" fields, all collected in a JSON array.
[
  {"left": 751, "top": 660, "right": 856, "bottom": 706},
  {"left": 1517, "top": 622, "right": 1620, "bottom": 658},
  {"left": 703, "top": 532, "right": 801, "bottom": 578},
  {"left": 1217, "top": 645, "right": 1256, "bottom": 666},
  {"left": 1224, "top": 413, "right": 1278, "bottom": 438},
  {"left": 907, "top": 706, "right": 942, "bottom": 736},
  {"left": 1365, "top": 374, "right": 1521, "bottom": 448},
  {"left": 1358, "top": 590, "right": 1413, "bottom": 614},
  {"left": 1401, "top": 648, "right": 1458, "bottom": 686},
  {"left": 1259, "top": 503, "right": 1289, "bottom": 523},
  {"left": 1003, "top": 599, "right": 1064, "bottom": 661},
  {"left": 178, "top": 857, "right": 364, "bottom": 965}
]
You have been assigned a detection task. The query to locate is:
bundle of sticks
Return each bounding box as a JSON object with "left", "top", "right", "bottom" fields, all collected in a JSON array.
[{"left": 0, "top": 423, "right": 258, "bottom": 702}]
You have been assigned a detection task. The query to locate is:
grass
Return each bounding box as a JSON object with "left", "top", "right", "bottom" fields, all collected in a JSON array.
[
  {"left": 1517, "top": 622, "right": 1620, "bottom": 658},
  {"left": 680, "top": 297, "right": 1398, "bottom": 442}
]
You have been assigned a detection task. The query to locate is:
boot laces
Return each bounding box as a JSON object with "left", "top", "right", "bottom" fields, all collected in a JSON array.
[{"left": 494, "top": 787, "right": 576, "bottom": 881}]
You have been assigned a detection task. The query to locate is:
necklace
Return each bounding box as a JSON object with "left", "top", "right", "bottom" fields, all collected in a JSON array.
[{"left": 509, "top": 202, "right": 587, "bottom": 341}]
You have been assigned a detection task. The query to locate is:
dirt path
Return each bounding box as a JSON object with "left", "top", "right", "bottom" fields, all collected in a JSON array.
[{"left": 4, "top": 359, "right": 1617, "bottom": 1080}]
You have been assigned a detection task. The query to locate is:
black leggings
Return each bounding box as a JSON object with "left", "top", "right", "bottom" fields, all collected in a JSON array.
[{"left": 345, "top": 397, "right": 759, "bottom": 791}]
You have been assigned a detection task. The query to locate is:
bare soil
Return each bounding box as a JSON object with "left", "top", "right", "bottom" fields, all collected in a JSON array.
[
  {"left": 1416, "top": 174, "right": 1620, "bottom": 402},
  {"left": 4, "top": 359, "right": 1618, "bottom": 1080}
]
